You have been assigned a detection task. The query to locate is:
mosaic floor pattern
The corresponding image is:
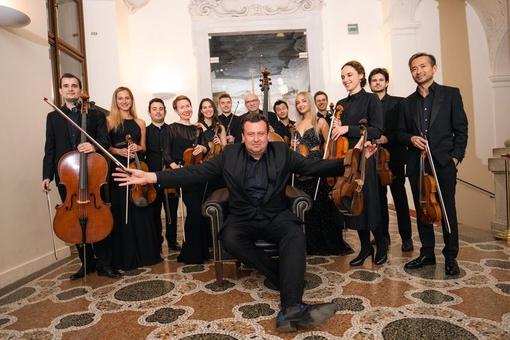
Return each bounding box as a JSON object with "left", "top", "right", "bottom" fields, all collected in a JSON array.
[{"left": 1, "top": 214, "right": 509, "bottom": 339}]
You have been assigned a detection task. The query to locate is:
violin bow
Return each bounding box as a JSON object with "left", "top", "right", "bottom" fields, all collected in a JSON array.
[
  {"left": 313, "top": 103, "right": 336, "bottom": 200},
  {"left": 44, "top": 190, "right": 58, "bottom": 260},
  {"left": 125, "top": 145, "right": 130, "bottom": 224},
  {"left": 424, "top": 141, "right": 452, "bottom": 234},
  {"left": 43, "top": 98, "right": 127, "bottom": 171},
  {"left": 226, "top": 101, "right": 240, "bottom": 137}
]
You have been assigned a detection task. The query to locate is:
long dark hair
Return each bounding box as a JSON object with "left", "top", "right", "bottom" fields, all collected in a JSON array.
[{"left": 198, "top": 98, "right": 223, "bottom": 132}]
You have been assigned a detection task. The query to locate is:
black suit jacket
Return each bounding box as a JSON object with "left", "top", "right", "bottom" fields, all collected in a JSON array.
[
  {"left": 156, "top": 142, "right": 344, "bottom": 224},
  {"left": 397, "top": 83, "right": 468, "bottom": 176},
  {"left": 42, "top": 107, "right": 110, "bottom": 183},
  {"left": 381, "top": 94, "right": 406, "bottom": 169}
]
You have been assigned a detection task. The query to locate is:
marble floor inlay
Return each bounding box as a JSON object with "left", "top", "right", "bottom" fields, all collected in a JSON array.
[{"left": 0, "top": 215, "right": 509, "bottom": 339}]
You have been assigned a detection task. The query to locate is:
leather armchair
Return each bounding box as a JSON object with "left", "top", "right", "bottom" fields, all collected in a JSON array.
[{"left": 202, "top": 186, "right": 312, "bottom": 285}]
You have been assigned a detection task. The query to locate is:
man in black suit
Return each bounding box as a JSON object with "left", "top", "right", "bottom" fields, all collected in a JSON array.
[
  {"left": 241, "top": 93, "right": 289, "bottom": 141},
  {"left": 114, "top": 113, "right": 377, "bottom": 331},
  {"left": 145, "top": 98, "right": 180, "bottom": 251},
  {"left": 397, "top": 53, "right": 468, "bottom": 276},
  {"left": 368, "top": 68, "right": 413, "bottom": 252},
  {"left": 273, "top": 99, "right": 295, "bottom": 138},
  {"left": 218, "top": 93, "right": 241, "bottom": 144},
  {"left": 42, "top": 73, "right": 120, "bottom": 279}
]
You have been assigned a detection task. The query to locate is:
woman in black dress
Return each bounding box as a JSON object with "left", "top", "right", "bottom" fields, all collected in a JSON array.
[
  {"left": 197, "top": 98, "right": 227, "bottom": 159},
  {"left": 291, "top": 91, "right": 353, "bottom": 256},
  {"left": 331, "top": 60, "right": 387, "bottom": 266},
  {"left": 107, "top": 86, "right": 162, "bottom": 270},
  {"left": 162, "top": 95, "right": 209, "bottom": 264}
]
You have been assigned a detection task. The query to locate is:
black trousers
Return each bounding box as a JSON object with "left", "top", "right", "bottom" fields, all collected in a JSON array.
[
  {"left": 409, "top": 160, "right": 459, "bottom": 260},
  {"left": 151, "top": 189, "right": 178, "bottom": 248},
  {"left": 57, "top": 184, "right": 113, "bottom": 269},
  {"left": 379, "top": 162, "right": 412, "bottom": 243},
  {"left": 221, "top": 211, "right": 306, "bottom": 310}
]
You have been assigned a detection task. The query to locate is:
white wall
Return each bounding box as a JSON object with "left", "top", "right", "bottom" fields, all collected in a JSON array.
[
  {"left": 466, "top": 3, "right": 494, "bottom": 164},
  {"left": 0, "top": 0, "right": 70, "bottom": 288}
]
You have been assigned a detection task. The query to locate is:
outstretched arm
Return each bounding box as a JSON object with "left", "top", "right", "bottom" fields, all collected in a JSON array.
[{"left": 113, "top": 168, "right": 157, "bottom": 186}]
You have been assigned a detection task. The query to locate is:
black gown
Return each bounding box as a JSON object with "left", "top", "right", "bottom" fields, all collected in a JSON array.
[
  {"left": 294, "top": 128, "right": 346, "bottom": 255},
  {"left": 109, "top": 119, "right": 162, "bottom": 270},
  {"left": 337, "top": 89, "right": 383, "bottom": 231},
  {"left": 162, "top": 123, "right": 210, "bottom": 264}
]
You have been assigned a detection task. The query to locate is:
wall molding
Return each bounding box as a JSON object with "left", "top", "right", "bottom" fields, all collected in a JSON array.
[{"left": 189, "top": 0, "right": 323, "bottom": 17}]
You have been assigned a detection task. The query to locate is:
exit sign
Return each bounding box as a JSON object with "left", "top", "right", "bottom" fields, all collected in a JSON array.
[{"left": 347, "top": 24, "right": 359, "bottom": 35}]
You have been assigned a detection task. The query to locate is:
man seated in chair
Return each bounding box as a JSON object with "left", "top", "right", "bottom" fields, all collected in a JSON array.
[{"left": 113, "top": 113, "right": 377, "bottom": 332}]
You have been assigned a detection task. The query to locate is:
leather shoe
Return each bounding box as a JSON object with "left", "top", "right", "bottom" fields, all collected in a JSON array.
[
  {"left": 338, "top": 241, "right": 355, "bottom": 256},
  {"left": 69, "top": 265, "right": 95, "bottom": 280},
  {"left": 445, "top": 259, "right": 460, "bottom": 276},
  {"left": 401, "top": 239, "right": 414, "bottom": 252},
  {"left": 349, "top": 247, "right": 374, "bottom": 266},
  {"left": 97, "top": 267, "right": 122, "bottom": 278},
  {"left": 404, "top": 255, "right": 436, "bottom": 269},
  {"left": 276, "top": 304, "right": 306, "bottom": 332},
  {"left": 276, "top": 302, "right": 337, "bottom": 332}
]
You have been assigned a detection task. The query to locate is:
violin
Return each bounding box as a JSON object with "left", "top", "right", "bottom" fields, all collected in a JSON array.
[
  {"left": 204, "top": 123, "right": 223, "bottom": 161},
  {"left": 376, "top": 143, "right": 393, "bottom": 186},
  {"left": 326, "top": 103, "right": 349, "bottom": 186},
  {"left": 289, "top": 124, "right": 310, "bottom": 157},
  {"left": 260, "top": 67, "right": 284, "bottom": 142},
  {"left": 182, "top": 126, "right": 204, "bottom": 166},
  {"left": 53, "top": 93, "right": 113, "bottom": 244},
  {"left": 125, "top": 134, "right": 157, "bottom": 207},
  {"left": 330, "top": 119, "right": 368, "bottom": 216},
  {"left": 418, "top": 149, "right": 441, "bottom": 224}
]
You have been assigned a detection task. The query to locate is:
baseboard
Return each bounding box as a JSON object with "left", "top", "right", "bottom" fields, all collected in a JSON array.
[{"left": 0, "top": 245, "right": 71, "bottom": 289}]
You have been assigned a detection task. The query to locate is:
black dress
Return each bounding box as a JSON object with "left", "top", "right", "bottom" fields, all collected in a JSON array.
[
  {"left": 337, "top": 89, "right": 383, "bottom": 231},
  {"left": 162, "top": 123, "right": 210, "bottom": 264},
  {"left": 294, "top": 128, "right": 346, "bottom": 255},
  {"left": 109, "top": 119, "right": 162, "bottom": 270}
]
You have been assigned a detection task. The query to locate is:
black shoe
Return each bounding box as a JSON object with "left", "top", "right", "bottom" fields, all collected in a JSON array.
[
  {"left": 276, "top": 304, "right": 307, "bottom": 332},
  {"left": 404, "top": 255, "right": 436, "bottom": 269},
  {"left": 349, "top": 247, "right": 374, "bottom": 266},
  {"left": 296, "top": 302, "right": 338, "bottom": 328},
  {"left": 338, "top": 241, "right": 355, "bottom": 256},
  {"left": 168, "top": 243, "right": 181, "bottom": 251},
  {"left": 401, "top": 239, "right": 414, "bottom": 252},
  {"left": 69, "top": 265, "right": 95, "bottom": 280},
  {"left": 445, "top": 259, "right": 460, "bottom": 276},
  {"left": 374, "top": 248, "right": 388, "bottom": 265},
  {"left": 97, "top": 267, "right": 122, "bottom": 278}
]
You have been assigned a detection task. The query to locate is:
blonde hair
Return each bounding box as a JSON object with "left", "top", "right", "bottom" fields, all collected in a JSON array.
[
  {"left": 108, "top": 86, "right": 137, "bottom": 131},
  {"left": 295, "top": 91, "right": 320, "bottom": 137}
]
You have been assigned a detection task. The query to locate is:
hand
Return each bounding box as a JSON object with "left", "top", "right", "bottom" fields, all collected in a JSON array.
[
  {"left": 112, "top": 167, "right": 157, "bottom": 187},
  {"left": 332, "top": 125, "right": 348, "bottom": 140},
  {"left": 290, "top": 138, "right": 300, "bottom": 149},
  {"left": 41, "top": 179, "right": 51, "bottom": 193},
  {"left": 170, "top": 162, "right": 179, "bottom": 170},
  {"left": 115, "top": 148, "right": 134, "bottom": 158},
  {"left": 376, "top": 135, "right": 388, "bottom": 144},
  {"left": 213, "top": 135, "right": 221, "bottom": 145},
  {"left": 226, "top": 135, "right": 235, "bottom": 144},
  {"left": 77, "top": 142, "right": 95, "bottom": 153},
  {"left": 192, "top": 145, "right": 206, "bottom": 156},
  {"left": 364, "top": 142, "right": 377, "bottom": 159},
  {"left": 410, "top": 136, "right": 427, "bottom": 150},
  {"left": 452, "top": 157, "right": 459, "bottom": 167},
  {"left": 196, "top": 122, "right": 205, "bottom": 131},
  {"left": 269, "top": 125, "right": 275, "bottom": 133},
  {"left": 128, "top": 143, "right": 139, "bottom": 153}
]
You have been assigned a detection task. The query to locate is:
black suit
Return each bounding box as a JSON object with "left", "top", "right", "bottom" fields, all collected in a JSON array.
[
  {"left": 219, "top": 113, "right": 242, "bottom": 143},
  {"left": 146, "top": 123, "right": 178, "bottom": 249},
  {"left": 42, "top": 105, "right": 112, "bottom": 269},
  {"left": 378, "top": 94, "right": 412, "bottom": 243},
  {"left": 398, "top": 82, "right": 468, "bottom": 260},
  {"left": 155, "top": 142, "right": 345, "bottom": 309}
]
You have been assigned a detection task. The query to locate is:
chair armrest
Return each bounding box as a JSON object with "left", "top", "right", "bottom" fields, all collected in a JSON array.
[
  {"left": 202, "top": 188, "right": 230, "bottom": 262},
  {"left": 285, "top": 185, "right": 312, "bottom": 222}
]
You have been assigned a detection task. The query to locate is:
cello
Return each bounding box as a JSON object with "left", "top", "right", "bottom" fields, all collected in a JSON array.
[
  {"left": 330, "top": 119, "right": 368, "bottom": 216},
  {"left": 125, "top": 134, "right": 157, "bottom": 207},
  {"left": 259, "top": 67, "right": 284, "bottom": 142},
  {"left": 52, "top": 93, "right": 113, "bottom": 245}
]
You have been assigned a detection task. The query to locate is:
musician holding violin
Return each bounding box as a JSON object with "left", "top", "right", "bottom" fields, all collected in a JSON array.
[
  {"left": 291, "top": 91, "right": 353, "bottom": 256},
  {"left": 331, "top": 60, "right": 386, "bottom": 266},
  {"left": 368, "top": 68, "right": 413, "bottom": 252},
  {"left": 218, "top": 93, "right": 241, "bottom": 144},
  {"left": 197, "top": 98, "right": 227, "bottom": 161},
  {"left": 397, "top": 53, "right": 468, "bottom": 276},
  {"left": 161, "top": 95, "right": 209, "bottom": 264},
  {"left": 107, "top": 87, "right": 162, "bottom": 271},
  {"left": 41, "top": 73, "right": 119, "bottom": 279},
  {"left": 145, "top": 98, "right": 180, "bottom": 252}
]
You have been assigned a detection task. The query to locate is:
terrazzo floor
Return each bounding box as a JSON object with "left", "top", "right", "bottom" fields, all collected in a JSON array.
[{"left": 1, "top": 212, "right": 509, "bottom": 339}]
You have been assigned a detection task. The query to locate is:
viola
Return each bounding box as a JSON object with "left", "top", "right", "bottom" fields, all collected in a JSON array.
[
  {"left": 53, "top": 92, "right": 113, "bottom": 244},
  {"left": 376, "top": 143, "right": 393, "bottom": 186},
  {"left": 326, "top": 103, "right": 349, "bottom": 186},
  {"left": 330, "top": 119, "right": 368, "bottom": 216},
  {"left": 182, "top": 126, "right": 204, "bottom": 166},
  {"left": 418, "top": 149, "right": 441, "bottom": 224},
  {"left": 125, "top": 134, "right": 157, "bottom": 207},
  {"left": 260, "top": 67, "right": 284, "bottom": 142}
]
